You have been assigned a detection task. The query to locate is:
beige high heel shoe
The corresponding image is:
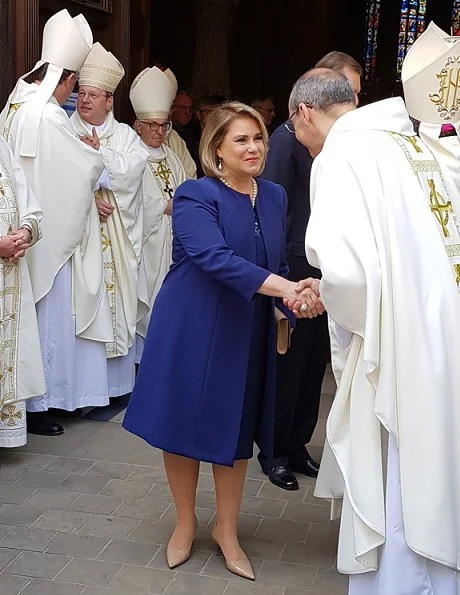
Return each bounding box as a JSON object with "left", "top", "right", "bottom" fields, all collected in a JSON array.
[
  {"left": 211, "top": 524, "right": 255, "bottom": 581},
  {"left": 166, "top": 517, "right": 198, "bottom": 569}
]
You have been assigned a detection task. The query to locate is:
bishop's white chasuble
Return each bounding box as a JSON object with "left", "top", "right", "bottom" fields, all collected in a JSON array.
[
  {"left": 2, "top": 81, "right": 113, "bottom": 412},
  {"left": 165, "top": 129, "right": 197, "bottom": 180},
  {"left": 71, "top": 111, "right": 149, "bottom": 397},
  {"left": 306, "top": 98, "right": 460, "bottom": 594},
  {"left": 136, "top": 143, "right": 186, "bottom": 360},
  {"left": 0, "top": 137, "right": 45, "bottom": 447}
]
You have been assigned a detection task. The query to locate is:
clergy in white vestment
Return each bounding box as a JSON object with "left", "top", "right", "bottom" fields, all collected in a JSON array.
[
  {"left": 130, "top": 67, "right": 187, "bottom": 362},
  {"left": 166, "top": 128, "right": 197, "bottom": 180},
  {"left": 161, "top": 67, "right": 197, "bottom": 180},
  {"left": 402, "top": 22, "right": 460, "bottom": 194},
  {"left": 70, "top": 43, "right": 149, "bottom": 399},
  {"left": 288, "top": 69, "right": 460, "bottom": 594},
  {"left": 0, "top": 10, "right": 112, "bottom": 436},
  {"left": 0, "top": 137, "right": 45, "bottom": 448}
]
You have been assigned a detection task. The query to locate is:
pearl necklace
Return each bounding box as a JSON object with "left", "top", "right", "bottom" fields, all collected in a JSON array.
[{"left": 219, "top": 176, "right": 258, "bottom": 208}]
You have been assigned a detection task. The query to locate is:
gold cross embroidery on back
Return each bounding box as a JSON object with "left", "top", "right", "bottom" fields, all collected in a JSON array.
[{"left": 428, "top": 179, "right": 452, "bottom": 238}]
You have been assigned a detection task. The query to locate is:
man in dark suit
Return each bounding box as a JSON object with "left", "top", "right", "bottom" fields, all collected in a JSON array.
[{"left": 259, "top": 52, "right": 362, "bottom": 490}]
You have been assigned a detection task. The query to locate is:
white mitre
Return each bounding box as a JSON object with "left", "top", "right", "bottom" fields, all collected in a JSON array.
[
  {"left": 8, "top": 9, "right": 93, "bottom": 157},
  {"left": 79, "top": 42, "right": 125, "bottom": 94},
  {"left": 402, "top": 21, "right": 460, "bottom": 124},
  {"left": 402, "top": 22, "right": 460, "bottom": 193},
  {"left": 163, "top": 68, "right": 178, "bottom": 99},
  {"left": 130, "top": 67, "right": 174, "bottom": 119}
]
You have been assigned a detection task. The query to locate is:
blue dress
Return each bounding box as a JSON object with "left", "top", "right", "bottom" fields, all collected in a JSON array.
[
  {"left": 123, "top": 177, "right": 289, "bottom": 466},
  {"left": 235, "top": 209, "right": 270, "bottom": 459}
]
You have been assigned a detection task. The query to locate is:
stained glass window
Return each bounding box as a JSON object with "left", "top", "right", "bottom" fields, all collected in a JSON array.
[
  {"left": 396, "top": 0, "right": 427, "bottom": 76},
  {"left": 453, "top": 0, "right": 460, "bottom": 36},
  {"left": 364, "top": 0, "right": 380, "bottom": 80}
]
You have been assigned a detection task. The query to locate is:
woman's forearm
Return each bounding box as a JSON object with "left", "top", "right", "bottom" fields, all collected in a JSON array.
[{"left": 257, "top": 273, "right": 293, "bottom": 299}]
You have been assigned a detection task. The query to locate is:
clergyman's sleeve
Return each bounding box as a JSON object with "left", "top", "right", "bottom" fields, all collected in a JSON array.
[
  {"left": 3, "top": 138, "right": 42, "bottom": 245},
  {"left": 306, "top": 147, "right": 381, "bottom": 338}
]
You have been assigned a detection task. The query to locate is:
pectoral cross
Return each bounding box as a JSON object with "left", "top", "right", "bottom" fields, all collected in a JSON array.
[
  {"left": 428, "top": 178, "right": 452, "bottom": 238},
  {"left": 164, "top": 184, "right": 174, "bottom": 200},
  {"left": 155, "top": 161, "right": 174, "bottom": 199}
]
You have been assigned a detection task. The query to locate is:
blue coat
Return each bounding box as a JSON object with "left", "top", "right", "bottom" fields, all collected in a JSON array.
[{"left": 123, "top": 177, "right": 288, "bottom": 466}]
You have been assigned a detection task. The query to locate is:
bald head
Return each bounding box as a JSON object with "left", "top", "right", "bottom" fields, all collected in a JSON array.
[{"left": 289, "top": 68, "right": 356, "bottom": 115}]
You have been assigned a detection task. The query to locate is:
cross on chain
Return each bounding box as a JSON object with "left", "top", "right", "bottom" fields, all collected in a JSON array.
[
  {"left": 428, "top": 178, "right": 453, "bottom": 238},
  {"left": 155, "top": 161, "right": 174, "bottom": 200}
]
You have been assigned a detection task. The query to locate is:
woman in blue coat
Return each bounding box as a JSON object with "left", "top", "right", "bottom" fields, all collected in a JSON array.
[{"left": 123, "top": 102, "right": 323, "bottom": 581}]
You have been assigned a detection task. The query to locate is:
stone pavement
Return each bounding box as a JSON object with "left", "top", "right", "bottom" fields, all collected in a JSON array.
[{"left": 0, "top": 370, "right": 347, "bottom": 595}]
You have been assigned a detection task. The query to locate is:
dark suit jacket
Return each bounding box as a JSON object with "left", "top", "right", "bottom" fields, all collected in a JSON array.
[{"left": 262, "top": 121, "right": 320, "bottom": 279}]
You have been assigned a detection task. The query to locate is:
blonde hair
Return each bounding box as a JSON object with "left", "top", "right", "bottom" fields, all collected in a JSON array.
[{"left": 199, "top": 101, "right": 269, "bottom": 178}]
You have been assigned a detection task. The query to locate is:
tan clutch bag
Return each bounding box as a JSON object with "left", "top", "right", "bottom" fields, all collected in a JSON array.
[{"left": 275, "top": 307, "right": 292, "bottom": 355}]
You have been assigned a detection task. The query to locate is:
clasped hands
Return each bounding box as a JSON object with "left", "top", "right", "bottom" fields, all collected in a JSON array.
[
  {"left": 283, "top": 278, "right": 325, "bottom": 319},
  {"left": 0, "top": 227, "right": 31, "bottom": 263}
]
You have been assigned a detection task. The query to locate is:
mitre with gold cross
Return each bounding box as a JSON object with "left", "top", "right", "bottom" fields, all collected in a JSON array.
[
  {"left": 79, "top": 42, "right": 125, "bottom": 94},
  {"left": 402, "top": 21, "right": 460, "bottom": 124}
]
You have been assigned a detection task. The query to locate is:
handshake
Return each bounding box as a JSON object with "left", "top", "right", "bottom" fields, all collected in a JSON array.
[{"left": 283, "top": 277, "right": 325, "bottom": 319}]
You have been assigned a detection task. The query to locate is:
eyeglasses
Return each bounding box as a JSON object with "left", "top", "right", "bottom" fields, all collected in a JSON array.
[
  {"left": 138, "top": 120, "right": 172, "bottom": 134},
  {"left": 174, "top": 105, "right": 193, "bottom": 113},
  {"left": 78, "top": 91, "right": 111, "bottom": 101}
]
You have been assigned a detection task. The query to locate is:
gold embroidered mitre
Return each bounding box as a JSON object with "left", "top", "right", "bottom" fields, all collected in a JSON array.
[
  {"left": 79, "top": 43, "right": 125, "bottom": 94},
  {"left": 402, "top": 22, "right": 460, "bottom": 124}
]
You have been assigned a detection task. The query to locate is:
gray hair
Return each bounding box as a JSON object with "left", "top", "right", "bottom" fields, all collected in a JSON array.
[{"left": 289, "top": 68, "right": 355, "bottom": 113}]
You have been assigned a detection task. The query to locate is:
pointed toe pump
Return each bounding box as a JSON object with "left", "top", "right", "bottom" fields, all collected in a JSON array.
[
  {"left": 166, "top": 516, "right": 198, "bottom": 569},
  {"left": 211, "top": 525, "right": 255, "bottom": 581},
  {"left": 166, "top": 546, "right": 192, "bottom": 569}
]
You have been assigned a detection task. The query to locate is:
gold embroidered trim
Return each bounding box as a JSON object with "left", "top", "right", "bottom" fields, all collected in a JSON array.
[
  {"left": 389, "top": 132, "right": 460, "bottom": 289},
  {"left": 0, "top": 154, "right": 21, "bottom": 405}
]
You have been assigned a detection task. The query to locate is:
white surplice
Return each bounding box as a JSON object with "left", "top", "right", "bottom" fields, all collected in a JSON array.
[
  {"left": 0, "top": 137, "right": 45, "bottom": 447},
  {"left": 306, "top": 98, "right": 460, "bottom": 592},
  {"left": 165, "top": 129, "right": 197, "bottom": 180},
  {"left": 136, "top": 143, "right": 186, "bottom": 361},
  {"left": 71, "top": 110, "right": 149, "bottom": 397},
  {"left": 2, "top": 80, "right": 113, "bottom": 412}
]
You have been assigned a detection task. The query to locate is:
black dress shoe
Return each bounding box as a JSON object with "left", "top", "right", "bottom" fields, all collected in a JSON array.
[
  {"left": 264, "top": 465, "right": 299, "bottom": 491},
  {"left": 290, "top": 457, "right": 318, "bottom": 478},
  {"left": 48, "top": 408, "right": 82, "bottom": 418},
  {"left": 304, "top": 449, "right": 320, "bottom": 472},
  {"left": 27, "top": 412, "right": 64, "bottom": 436}
]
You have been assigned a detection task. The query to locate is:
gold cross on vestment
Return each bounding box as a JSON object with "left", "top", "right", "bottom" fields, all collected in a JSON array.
[
  {"left": 155, "top": 161, "right": 172, "bottom": 185},
  {"left": 428, "top": 179, "right": 453, "bottom": 238},
  {"left": 0, "top": 404, "right": 22, "bottom": 427},
  {"left": 154, "top": 161, "right": 174, "bottom": 199},
  {"left": 405, "top": 135, "right": 423, "bottom": 153},
  {"left": 454, "top": 264, "right": 460, "bottom": 286},
  {"left": 101, "top": 231, "right": 111, "bottom": 251}
]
